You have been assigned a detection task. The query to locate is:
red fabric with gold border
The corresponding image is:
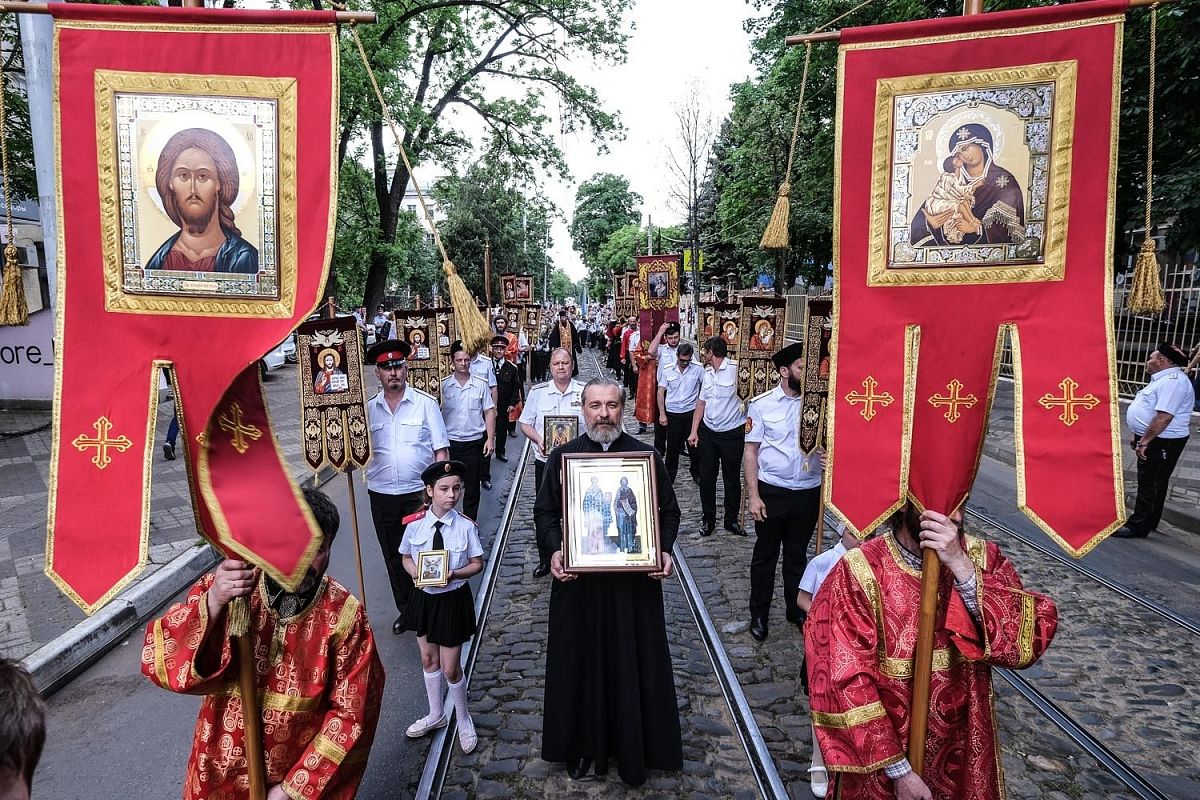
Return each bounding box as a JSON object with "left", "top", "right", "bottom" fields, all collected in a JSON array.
[
  {"left": 47, "top": 3, "right": 337, "bottom": 611},
  {"left": 826, "top": 0, "right": 1127, "bottom": 556}
]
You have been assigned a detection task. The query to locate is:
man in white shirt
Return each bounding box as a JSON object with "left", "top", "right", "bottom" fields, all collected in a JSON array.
[
  {"left": 645, "top": 321, "right": 681, "bottom": 453},
  {"left": 657, "top": 341, "right": 703, "bottom": 483},
  {"left": 468, "top": 346, "right": 499, "bottom": 490},
  {"left": 441, "top": 342, "right": 497, "bottom": 521},
  {"left": 688, "top": 336, "right": 747, "bottom": 537},
  {"left": 365, "top": 339, "right": 450, "bottom": 633},
  {"left": 519, "top": 347, "right": 586, "bottom": 577},
  {"left": 744, "top": 342, "right": 822, "bottom": 641},
  {"left": 1115, "top": 341, "right": 1195, "bottom": 539}
]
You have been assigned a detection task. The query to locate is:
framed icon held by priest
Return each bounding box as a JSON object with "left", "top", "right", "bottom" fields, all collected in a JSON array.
[
  {"left": 414, "top": 550, "right": 449, "bottom": 589},
  {"left": 560, "top": 451, "right": 661, "bottom": 573}
]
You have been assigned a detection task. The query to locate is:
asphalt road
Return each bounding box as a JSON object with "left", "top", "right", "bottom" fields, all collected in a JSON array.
[{"left": 34, "top": 432, "right": 526, "bottom": 800}]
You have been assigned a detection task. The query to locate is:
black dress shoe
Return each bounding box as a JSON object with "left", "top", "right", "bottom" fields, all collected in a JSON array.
[
  {"left": 508, "top": 429, "right": 517, "bottom": 438},
  {"left": 568, "top": 757, "right": 593, "bottom": 779},
  {"left": 481, "top": 480, "right": 492, "bottom": 490},
  {"left": 496, "top": 454, "right": 509, "bottom": 462},
  {"left": 725, "top": 522, "right": 748, "bottom": 536},
  {"left": 1112, "top": 526, "right": 1147, "bottom": 539},
  {"left": 392, "top": 615, "right": 405, "bottom": 634},
  {"left": 162, "top": 443, "right": 175, "bottom": 461},
  {"left": 750, "top": 617, "right": 768, "bottom": 641},
  {"left": 533, "top": 561, "right": 551, "bottom": 578},
  {"left": 699, "top": 522, "right": 715, "bottom": 537}
]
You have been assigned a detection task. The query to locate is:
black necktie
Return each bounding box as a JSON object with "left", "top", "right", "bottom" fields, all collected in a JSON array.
[{"left": 433, "top": 520, "right": 445, "bottom": 550}]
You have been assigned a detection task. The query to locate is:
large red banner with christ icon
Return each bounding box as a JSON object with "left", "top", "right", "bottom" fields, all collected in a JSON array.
[
  {"left": 46, "top": 3, "right": 338, "bottom": 612},
  {"left": 825, "top": 0, "right": 1127, "bottom": 556}
]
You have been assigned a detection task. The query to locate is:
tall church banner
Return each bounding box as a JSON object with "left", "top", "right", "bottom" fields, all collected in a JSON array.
[
  {"left": 825, "top": 0, "right": 1126, "bottom": 556},
  {"left": 636, "top": 254, "right": 681, "bottom": 339},
  {"left": 296, "top": 316, "right": 370, "bottom": 473},
  {"left": 46, "top": 3, "right": 339, "bottom": 612},
  {"left": 400, "top": 307, "right": 451, "bottom": 401},
  {"left": 800, "top": 298, "right": 833, "bottom": 455},
  {"left": 736, "top": 295, "right": 786, "bottom": 399}
]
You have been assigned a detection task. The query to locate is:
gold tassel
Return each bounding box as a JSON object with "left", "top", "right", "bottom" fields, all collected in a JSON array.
[
  {"left": 759, "top": 183, "right": 791, "bottom": 250},
  {"left": 0, "top": 243, "right": 28, "bottom": 326},
  {"left": 226, "top": 595, "right": 250, "bottom": 638},
  {"left": 1127, "top": 237, "right": 1165, "bottom": 315},
  {"left": 444, "top": 260, "right": 491, "bottom": 354}
]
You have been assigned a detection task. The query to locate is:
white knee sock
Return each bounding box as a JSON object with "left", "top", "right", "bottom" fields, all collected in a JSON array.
[
  {"left": 423, "top": 669, "right": 445, "bottom": 721},
  {"left": 447, "top": 675, "right": 473, "bottom": 733}
]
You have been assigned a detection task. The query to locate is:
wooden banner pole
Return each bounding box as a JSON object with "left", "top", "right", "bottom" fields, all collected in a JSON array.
[
  {"left": 234, "top": 630, "right": 268, "bottom": 800},
  {"left": 344, "top": 469, "right": 369, "bottom": 612}
]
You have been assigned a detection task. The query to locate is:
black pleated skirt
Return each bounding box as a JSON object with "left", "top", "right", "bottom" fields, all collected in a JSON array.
[{"left": 400, "top": 584, "right": 477, "bottom": 647}]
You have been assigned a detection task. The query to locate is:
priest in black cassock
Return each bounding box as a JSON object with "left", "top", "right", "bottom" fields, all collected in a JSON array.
[{"left": 534, "top": 376, "right": 683, "bottom": 787}]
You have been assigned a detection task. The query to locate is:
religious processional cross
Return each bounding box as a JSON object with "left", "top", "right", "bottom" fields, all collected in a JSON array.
[
  {"left": 218, "top": 401, "right": 263, "bottom": 454},
  {"left": 71, "top": 416, "right": 133, "bottom": 470}
]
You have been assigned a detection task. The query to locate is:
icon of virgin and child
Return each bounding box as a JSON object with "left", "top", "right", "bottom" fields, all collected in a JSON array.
[
  {"left": 144, "top": 128, "right": 259, "bottom": 274},
  {"left": 909, "top": 122, "right": 1026, "bottom": 249}
]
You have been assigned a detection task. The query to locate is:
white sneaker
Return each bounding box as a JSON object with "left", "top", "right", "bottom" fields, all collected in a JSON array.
[
  {"left": 405, "top": 714, "right": 448, "bottom": 738},
  {"left": 809, "top": 766, "right": 828, "bottom": 798}
]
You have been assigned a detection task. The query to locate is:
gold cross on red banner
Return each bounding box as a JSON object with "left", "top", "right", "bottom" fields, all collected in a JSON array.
[
  {"left": 1038, "top": 378, "right": 1099, "bottom": 427},
  {"left": 928, "top": 379, "right": 978, "bottom": 423},
  {"left": 71, "top": 416, "right": 133, "bottom": 470},
  {"left": 218, "top": 401, "right": 263, "bottom": 454},
  {"left": 846, "top": 376, "right": 894, "bottom": 421}
]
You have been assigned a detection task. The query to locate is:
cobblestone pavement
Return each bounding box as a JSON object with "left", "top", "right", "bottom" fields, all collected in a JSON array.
[
  {"left": 439, "top": 444, "right": 762, "bottom": 799},
  {"left": 0, "top": 363, "right": 320, "bottom": 660}
]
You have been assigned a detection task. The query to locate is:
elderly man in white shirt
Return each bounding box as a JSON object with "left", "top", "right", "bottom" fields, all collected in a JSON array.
[
  {"left": 365, "top": 338, "right": 450, "bottom": 633},
  {"left": 1115, "top": 341, "right": 1195, "bottom": 538}
]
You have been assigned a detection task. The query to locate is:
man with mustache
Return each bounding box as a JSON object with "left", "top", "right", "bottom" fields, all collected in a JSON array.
[
  {"left": 142, "top": 488, "right": 385, "bottom": 800},
  {"left": 145, "top": 128, "right": 258, "bottom": 274},
  {"left": 534, "top": 378, "right": 682, "bottom": 787}
]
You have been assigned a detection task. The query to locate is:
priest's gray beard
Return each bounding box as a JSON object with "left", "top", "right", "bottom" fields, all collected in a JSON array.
[{"left": 585, "top": 417, "right": 621, "bottom": 445}]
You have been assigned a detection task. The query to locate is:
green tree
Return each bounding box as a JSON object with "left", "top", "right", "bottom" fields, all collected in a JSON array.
[
  {"left": 1, "top": 16, "right": 36, "bottom": 203},
  {"left": 311, "top": 0, "right": 631, "bottom": 312},
  {"left": 595, "top": 223, "right": 685, "bottom": 290},
  {"left": 569, "top": 172, "right": 642, "bottom": 285}
]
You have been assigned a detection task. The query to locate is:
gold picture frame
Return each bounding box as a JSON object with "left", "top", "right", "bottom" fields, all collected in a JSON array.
[
  {"left": 561, "top": 451, "right": 661, "bottom": 573},
  {"left": 414, "top": 549, "right": 450, "bottom": 589},
  {"left": 866, "top": 61, "right": 1076, "bottom": 286},
  {"left": 543, "top": 415, "right": 580, "bottom": 454}
]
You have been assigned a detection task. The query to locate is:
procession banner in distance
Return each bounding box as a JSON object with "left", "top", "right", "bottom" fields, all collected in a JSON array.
[
  {"left": 636, "top": 255, "right": 681, "bottom": 339},
  {"left": 737, "top": 295, "right": 787, "bottom": 399},
  {"left": 800, "top": 298, "right": 833, "bottom": 456},
  {"left": 297, "top": 316, "right": 370, "bottom": 472},
  {"left": 521, "top": 304, "right": 541, "bottom": 348},
  {"left": 500, "top": 273, "right": 534, "bottom": 304},
  {"left": 46, "top": 3, "right": 338, "bottom": 611},
  {"left": 399, "top": 307, "right": 448, "bottom": 401},
  {"left": 826, "top": 0, "right": 1126, "bottom": 555},
  {"left": 713, "top": 302, "right": 741, "bottom": 359}
]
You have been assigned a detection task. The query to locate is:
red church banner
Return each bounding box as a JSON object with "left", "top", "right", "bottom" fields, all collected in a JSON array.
[
  {"left": 636, "top": 254, "right": 681, "bottom": 339},
  {"left": 46, "top": 3, "right": 338, "bottom": 612},
  {"left": 825, "top": 0, "right": 1126, "bottom": 556}
]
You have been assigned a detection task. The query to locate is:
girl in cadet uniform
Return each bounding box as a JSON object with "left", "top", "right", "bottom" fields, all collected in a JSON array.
[{"left": 399, "top": 460, "right": 485, "bottom": 753}]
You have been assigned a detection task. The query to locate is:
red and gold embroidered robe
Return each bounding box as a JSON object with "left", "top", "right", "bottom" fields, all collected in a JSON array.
[
  {"left": 634, "top": 347, "right": 658, "bottom": 425},
  {"left": 805, "top": 534, "right": 1057, "bottom": 799},
  {"left": 142, "top": 574, "right": 384, "bottom": 800}
]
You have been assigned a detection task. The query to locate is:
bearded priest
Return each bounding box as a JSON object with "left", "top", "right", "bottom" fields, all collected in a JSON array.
[{"left": 534, "top": 376, "right": 683, "bottom": 787}]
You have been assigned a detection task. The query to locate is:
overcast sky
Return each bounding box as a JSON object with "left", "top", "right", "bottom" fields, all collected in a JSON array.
[{"left": 545, "top": 1, "right": 763, "bottom": 280}]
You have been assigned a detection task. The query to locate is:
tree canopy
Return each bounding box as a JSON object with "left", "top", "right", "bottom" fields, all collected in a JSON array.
[{"left": 569, "top": 172, "right": 642, "bottom": 284}]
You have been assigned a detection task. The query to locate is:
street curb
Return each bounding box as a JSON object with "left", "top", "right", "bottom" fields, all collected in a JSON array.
[{"left": 24, "top": 464, "right": 340, "bottom": 698}]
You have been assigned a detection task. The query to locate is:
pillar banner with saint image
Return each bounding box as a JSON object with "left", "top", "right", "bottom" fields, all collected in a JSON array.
[
  {"left": 825, "top": 0, "right": 1126, "bottom": 555},
  {"left": 46, "top": 3, "right": 339, "bottom": 611}
]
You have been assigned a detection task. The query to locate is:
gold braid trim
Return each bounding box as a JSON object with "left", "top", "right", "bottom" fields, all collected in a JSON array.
[
  {"left": 312, "top": 733, "right": 347, "bottom": 765},
  {"left": 812, "top": 700, "right": 887, "bottom": 730},
  {"left": 331, "top": 594, "right": 360, "bottom": 649},
  {"left": 152, "top": 619, "right": 169, "bottom": 687},
  {"left": 879, "top": 648, "right": 963, "bottom": 679},
  {"left": 1017, "top": 593, "right": 1037, "bottom": 668},
  {"left": 826, "top": 752, "right": 907, "bottom": 775}
]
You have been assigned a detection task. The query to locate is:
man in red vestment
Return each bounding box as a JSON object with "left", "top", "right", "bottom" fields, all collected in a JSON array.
[
  {"left": 805, "top": 504, "right": 1057, "bottom": 800},
  {"left": 142, "top": 488, "right": 384, "bottom": 800},
  {"left": 633, "top": 342, "right": 658, "bottom": 433}
]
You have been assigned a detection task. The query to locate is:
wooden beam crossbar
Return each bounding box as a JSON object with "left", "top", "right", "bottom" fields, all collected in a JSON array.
[{"left": 0, "top": 1, "right": 376, "bottom": 23}]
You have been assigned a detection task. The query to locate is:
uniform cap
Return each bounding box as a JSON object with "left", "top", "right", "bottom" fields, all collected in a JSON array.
[
  {"left": 366, "top": 339, "right": 411, "bottom": 367},
  {"left": 772, "top": 341, "right": 805, "bottom": 369},
  {"left": 421, "top": 459, "right": 467, "bottom": 486}
]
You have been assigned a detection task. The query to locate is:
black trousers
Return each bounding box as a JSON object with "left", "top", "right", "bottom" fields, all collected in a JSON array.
[
  {"left": 494, "top": 404, "right": 513, "bottom": 459},
  {"left": 449, "top": 435, "right": 486, "bottom": 520},
  {"left": 749, "top": 482, "right": 820, "bottom": 623},
  {"left": 1127, "top": 435, "right": 1189, "bottom": 534},
  {"left": 368, "top": 488, "right": 425, "bottom": 613},
  {"left": 664, "top": 410, "right": 697, "bottom": 483},
  {"left": 653, "top": 419, "right": 667, "bottom": 455},
  {"left": 534, "top": 459, "right": 550, "bottom": 565},
  {"left": 623, "top": 355, "right": 638, "bottom": 394},
  {"left": 697, "top": 421, "right": 745, "bottom": 526}
]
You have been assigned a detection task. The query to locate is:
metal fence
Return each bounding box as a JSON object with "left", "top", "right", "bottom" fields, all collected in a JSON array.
[{"left": 786, "top": 256, "right": 1200, "bottom": 401}]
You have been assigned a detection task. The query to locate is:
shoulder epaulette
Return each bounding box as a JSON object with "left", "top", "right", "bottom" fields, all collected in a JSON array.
[
  {"left": 749, "top": 389, "right": 773, "bottom": 403},
  {"left": 410, "top": 386, "right": 436, "bottom": 401},
  {"left": 401, "top": 509, "right": 426, "bottom": 525},
  {"left": 531, "top": 381, "right": 549, "bottom": 390}
]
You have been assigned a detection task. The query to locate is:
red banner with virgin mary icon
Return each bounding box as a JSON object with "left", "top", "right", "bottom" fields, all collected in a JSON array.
[
  {"left": 46, "top": 3, "right": 338, "bottom": 611},
  {"left": 825, "top": 0, "right": 1126, "bottom": 556}
]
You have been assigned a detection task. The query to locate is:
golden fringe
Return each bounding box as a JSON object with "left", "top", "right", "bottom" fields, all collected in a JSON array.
[
  {"left": 1126, "top": 238, "right": 1165, "bottom": 315},
  {"left": 226, "top": 595, "right": 250, "bottom": 638},
  {"left": 444, "top": 260, "right": 491, "bottom": 353},
  {"left": 759, "top": 183, "right": 791, "bottom": 250},
  {"left": 0, "top": 243, "right": 28, "bottom": 326}
]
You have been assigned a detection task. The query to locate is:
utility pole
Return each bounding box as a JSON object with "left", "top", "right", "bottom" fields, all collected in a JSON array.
[{"left": 483, "top": 237, "right": 492, "bottom": 309}]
